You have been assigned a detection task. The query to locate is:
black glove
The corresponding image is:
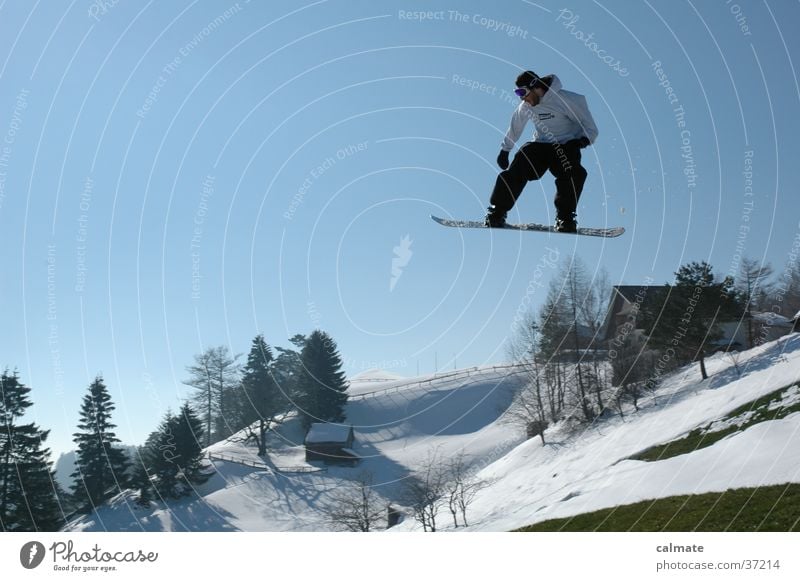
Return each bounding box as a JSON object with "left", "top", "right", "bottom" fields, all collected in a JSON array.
[
  {"left": 572, "top": 136, "right": 591, "bottom": 148},
  {"left": 497, "top": 149, "right": 510, "bottom": 170}
]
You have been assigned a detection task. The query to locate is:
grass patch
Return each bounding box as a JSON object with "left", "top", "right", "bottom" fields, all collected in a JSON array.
[
  {"left": 631, "top": 383, "right": 800, "bottom": 462},
  {"left": 516, "top": 483, "right": 800, "bottom": 531}
]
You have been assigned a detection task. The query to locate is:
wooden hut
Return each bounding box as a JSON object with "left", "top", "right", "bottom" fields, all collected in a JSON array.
[{"left": 304, "top": 423, "right": 359, "bottom": 466}]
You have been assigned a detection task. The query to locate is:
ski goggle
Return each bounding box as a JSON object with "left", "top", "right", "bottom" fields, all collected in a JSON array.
[{"left": 514, "top": 87, "right": 531, "bottom": 98}]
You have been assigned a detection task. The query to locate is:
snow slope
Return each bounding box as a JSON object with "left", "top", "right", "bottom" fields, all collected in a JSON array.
[
  {"left": 466, "top": 336, "right": 800, "bottom": 531},
  {"left": 65, "top": 336, "right": 800, "bottom": 532}
]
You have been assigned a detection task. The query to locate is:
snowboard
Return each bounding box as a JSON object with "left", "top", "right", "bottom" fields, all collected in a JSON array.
[{"left": 430, "top": 215, "right": 624, "bottom": 238}]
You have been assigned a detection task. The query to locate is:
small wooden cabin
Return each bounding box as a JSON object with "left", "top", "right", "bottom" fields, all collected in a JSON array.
[{"left": 304, "top": 423, "right": 359, "bottom": 466}]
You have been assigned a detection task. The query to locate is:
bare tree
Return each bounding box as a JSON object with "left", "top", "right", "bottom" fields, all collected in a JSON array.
[
  {"left": 183, "top": 346, "right": 242, "bottom": 446},
  {"left": 560, "top": 256, "right": 595, "bottom": 421},
  {"left": 442, "top": 451, "right": 491, "bottom": 528},
  {"left": 609, "top": 329, "right": 658, "bottom": 415},
  {"left": 505, "top": 385, "right": 550, "bottom": 441},
  {"left": 737, "top": 257, "right": 774, "bottom": 347},
  {"left": 579, "top": 267, "right": 612, "bottom": 413},
  {"left": 324, "top": 471, "right": 384, "bottom": 532},
  {"left": 402, "top": 450, "right": 447, "bottom": 532},
  {"left": 506, "top": 311, "right": 550, "bottom": 437},
  {"left": 535, "top": 285, "right": 571, "bottom": 422}
]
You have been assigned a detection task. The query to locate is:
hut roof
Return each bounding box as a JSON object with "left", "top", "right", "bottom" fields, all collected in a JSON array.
[{"left": 305, "top": 423, "right": 352, "bottom": 444}]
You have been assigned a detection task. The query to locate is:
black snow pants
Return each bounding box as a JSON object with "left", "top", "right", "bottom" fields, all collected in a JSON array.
[{"left": 489, "top": 141, "right": 587, "bottom": 219}]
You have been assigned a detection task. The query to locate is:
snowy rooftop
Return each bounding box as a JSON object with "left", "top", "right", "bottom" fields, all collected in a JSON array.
[{"left": 305, "top": 423, "right": 353, "bottom": 444}]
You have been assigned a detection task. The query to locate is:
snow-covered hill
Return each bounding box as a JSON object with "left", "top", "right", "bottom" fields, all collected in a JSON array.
[{"left": 65, "top": 336, "right": 800, "bottom": 532}]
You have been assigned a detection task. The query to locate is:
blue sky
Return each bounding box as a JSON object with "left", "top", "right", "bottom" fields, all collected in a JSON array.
[{"left": 1, "top": 0, "right": 798, "bottom": 455}]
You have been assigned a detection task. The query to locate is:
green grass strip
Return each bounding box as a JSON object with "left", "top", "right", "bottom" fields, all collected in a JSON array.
[
  {"left": 516, "top": 483, "right": 800, "bottom": 531},
  {"left": 631, "top": 383, "right": 800, "bottom": 463}
]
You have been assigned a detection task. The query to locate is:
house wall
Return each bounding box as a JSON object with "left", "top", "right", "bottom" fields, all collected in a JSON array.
[
  {"left": 305, "top": 444, "right": 358, "bottom": 465},
  {"left": 716, "top": 319, "right": 792, "bottom": 350}
]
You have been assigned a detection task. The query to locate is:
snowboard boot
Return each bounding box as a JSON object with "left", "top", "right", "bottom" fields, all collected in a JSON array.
[
  {"left": 555, "top": 213, "right": 578, "bottom": 233},
  {"left": 484, "top": 206, "right": 507, "bottom": 228}
]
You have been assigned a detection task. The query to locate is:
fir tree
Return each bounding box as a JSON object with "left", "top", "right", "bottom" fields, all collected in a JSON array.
[
  {"left": 172, "top": 403, "right": 209, "bottom": 487},
  {"left": 129, "top": 446, "right": 154, "bottom": 506},
  {"left": 241, "top": 334, "right": 285, "bottom": 455},
  {"left": 272, "top": 334, "right": 306, "bottom": 399},
  {"left": 0, "top": 370, "right": 64, "bottom": 531},
  {"left": 146, "top": 405, "right": 209, "bottom": 498},
  {"left": 70, "top": 376, "right": 130, "bottom": 512},
  {"left": 295, "top": 330, "right": 349, "bottom": 431},
  {"left": 138, "top": 413, "right": 175, "bottom": 498}
]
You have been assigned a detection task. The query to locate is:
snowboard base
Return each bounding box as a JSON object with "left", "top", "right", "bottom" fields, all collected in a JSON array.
[{"left": 430, "top": 215, "right": 624, "bottom": 238}]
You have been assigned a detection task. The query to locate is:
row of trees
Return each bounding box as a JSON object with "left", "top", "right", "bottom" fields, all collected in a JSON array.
[
  {"left": 1, "top": 328, "right": 350, "bottom": 531},
  {"left": 507, "top": 255, "right": 800, "bottom": 437},
  {"left": 0, "top": 370, "right": 209, "bottom": 530},
  {"left": 182, "top": 330, "right": 349, "bottom": 453}
]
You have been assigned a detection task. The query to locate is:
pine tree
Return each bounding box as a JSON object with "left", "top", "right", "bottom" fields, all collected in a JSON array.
[
  {"left": 139, "top": 413, "right": 175, "bottom": 498},
  {"left": 241, "top": 334, "right": 285, "bottom": 455},
  {"left": 145, "top": 405, "right": 209, "bottom": 498},
  {"left": 172, "top": 403, "right": 209, "bottom": 488},
  {"left": 143, "top": 412, "right": 177, "bottom": 498},
  {"left": 0, "top": 370, "right": 64, "bottom": 531},
  {"left": 70, "top": 376, "right": 130, "bottom": 512},
  {"left": 129, "top": 446, "right": 154, "bottom": 506},
  {"left": 295, "top": 331, "right": 349, "bottom": 431},
  {"left": 272, "top": 334, "right": 306, "bottom": 398}
]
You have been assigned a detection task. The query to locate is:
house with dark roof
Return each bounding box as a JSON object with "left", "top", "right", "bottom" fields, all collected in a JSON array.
[{"left": 600, "top": 285, "right": 663, "bottom": 343}]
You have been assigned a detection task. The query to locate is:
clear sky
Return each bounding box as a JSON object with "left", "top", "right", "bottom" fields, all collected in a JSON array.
[{"left": 1, "top": 0, "right": 798, "bottom": 456}]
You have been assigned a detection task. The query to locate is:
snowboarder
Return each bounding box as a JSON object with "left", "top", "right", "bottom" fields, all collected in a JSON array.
[{"left": 485, "top": 71, "right": 598, "bottom": 233}]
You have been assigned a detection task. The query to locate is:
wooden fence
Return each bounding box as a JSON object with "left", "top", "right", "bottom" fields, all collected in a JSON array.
[
  {"left": 207, "top": 452, "right": 327, "bottom": 474},
  {"left": 348, "top": 363, "right": 527, "bottom": 401}
]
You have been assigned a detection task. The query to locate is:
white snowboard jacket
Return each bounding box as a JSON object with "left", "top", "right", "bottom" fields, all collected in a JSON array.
[{"left": 501, "top": 75, "right": 598, "bottom": 151}]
